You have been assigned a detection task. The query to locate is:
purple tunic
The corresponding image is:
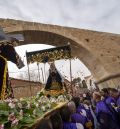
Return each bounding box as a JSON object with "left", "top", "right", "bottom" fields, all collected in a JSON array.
[
  {"left": 96, "top": 100, "right": 120, "bottom": 129},
  {"left": 77, "top": 104, "right": 85, "bottom": 111},
  {"left": 117, "top": 96, "right": 120, "bottom": 112},
  {"left": 71, "top": 113, "right": 87, "bottom": 125},
  {"left": 77, "top": 104, "right": 94, "bottom": 129},
  {"left": 76, "top": 104, "right": 86, "bottom": 115},
  {"left": 84, "top": 107, "right": 94, "bottom": 122},
  {"left": 63, "top": 122, "right": 77, "bottom": 129},
  {"left": 117, "top": 96, "right": 120, "bottom": 106},
  {"left": 105, "top": 96, "right": 118, "bottom": 120},
  {"left": 105, "top": 96, "right": 116, "bottom": 106},
  {"left": 96, "top": 100, "right": 111, "bottom": 114},
  {"left": 77, "top": 104, "right": 93, "bottom": 121}
]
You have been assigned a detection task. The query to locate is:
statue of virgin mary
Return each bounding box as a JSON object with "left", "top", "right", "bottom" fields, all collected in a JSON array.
[{"left": 45, "top": 62, "right": 64, "bottom": 91}]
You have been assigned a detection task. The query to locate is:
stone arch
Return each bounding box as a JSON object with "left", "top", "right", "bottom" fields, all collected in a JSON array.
[
  {"left": 9, "top": 30, "right": 108, "bottom": 81},
  {"left": 0, "top": 18, "right": 120, "bottom": 88}
]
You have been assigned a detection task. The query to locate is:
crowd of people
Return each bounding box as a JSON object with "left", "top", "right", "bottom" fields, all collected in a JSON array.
[{"left": 35, "top": 87, "right": 120, "bottom": 129}]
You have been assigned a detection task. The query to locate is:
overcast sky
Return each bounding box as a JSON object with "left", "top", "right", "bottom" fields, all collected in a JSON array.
[
  {"left": 0, "top": 0, "right": 120, "bottom": 81},
  {"left": 0, "top": 0, "right": 120, "bottom": 33}
]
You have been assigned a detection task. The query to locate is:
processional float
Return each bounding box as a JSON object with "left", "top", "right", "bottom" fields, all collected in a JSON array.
[{"left": 0, "top": 30, "right": 72, "bottom": 129}]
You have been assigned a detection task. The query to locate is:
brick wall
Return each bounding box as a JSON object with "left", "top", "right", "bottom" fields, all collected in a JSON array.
[
  {"left": 10, "top": 78, "right": 87, "bottom": 99},
  {"left": 10, "top": 78, "right": 43, "bottom": 99}
]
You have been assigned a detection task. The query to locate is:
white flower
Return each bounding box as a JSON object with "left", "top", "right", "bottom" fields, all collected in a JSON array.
[
  {"left": 13, "top": 99, "right": 18, "bottom": 103},
  {"left": 50, "top": 98, "right": 56, "bottom": 103},
  {"left": 35, "top": 103, "right": 39, "bottom": 108},
  {"left": 47, "top": 103, "right": 51, "bottom": 109},
  {"left": 26, "top": 103, "right": 31, "bottom": 109},
  {"left": 57, "top": 95, "right": 65, "bottom": 102},
  {"left": 18, "top": 103, "right": 22, "bottom": 108},
  {"left": 8, "top": 113, "right": 15, "bottom": 121},
  {"left": 4, "top": 98, "right": 12, "bottom": 103},
  {"left": 19, "top": 110, "right": 23, "bottom": 117},
  {"left": 36, "top": 94, "right": 39, "bottom": 98},
  {"left": 40, "top": 96, "right": 49, "bottom": 103},
  {"left": 33, "top": 109, "right": 36, "bottom": 115},
  {"left": 41, "top": 106, "right": 46, "bottom": 112},
  {"left": 11, "top": 118, "right": 19, "bottom": 127},
  {"left": 34, "top": 102, "right": 39, "bottom": 108},
  {"left": 38, "top": 99, "right": 41, "bottom": 103},
  {"left": 26, "top": 101, "right": 30, "bottom": 109},
  {"left": 8, "top": 102, "right": 15, "bottom": 109}
]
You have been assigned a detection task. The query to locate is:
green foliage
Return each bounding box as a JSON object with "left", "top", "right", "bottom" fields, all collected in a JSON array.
[{"left": 0, "top": 93, "right": 69, "bottom": 129}]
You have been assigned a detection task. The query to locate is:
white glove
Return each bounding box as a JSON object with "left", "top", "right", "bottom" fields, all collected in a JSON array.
[{"left": 80, "top": 109, "right": 87, "bottom": 117}]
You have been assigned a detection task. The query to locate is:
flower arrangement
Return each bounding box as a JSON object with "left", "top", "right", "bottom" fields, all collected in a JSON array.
[{"left": 0, "top": 92, "right": 71, "bottom": 129}]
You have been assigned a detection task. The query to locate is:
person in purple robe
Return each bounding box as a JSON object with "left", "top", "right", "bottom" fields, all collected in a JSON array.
[
  {"left": 116, "top": 95, "right": 120, "bottom": 124},
  {"left": 93, "top": 91, "right": 120, "bottom": 129},
  {"left": 77, "top": 104, "right": 94, "bottom": 129},
  {"left": 82, "top": 100, "right": 94, "bottom": 124},
  {"left": 100, "top": 88, "right": 109, "bottom": 100},
  {"left": 115, "top": 90, "right": 120, "bottom": 126},
  {"left": 60, "top": 106, "right": 84, "bottom": 129},
  {"left": 101, "top": 88, "right": 118, "bottom": 121},
  {"left": 117, "top": 95, "right": 120, "bottom": 112},
  {"left": 106, "top": 88, "right": 120, "bottom": 125},
  {"left": 68, "top": 101, "right": 86, "bottom": 126},
  {"left": 71, "top": 97, "right": 93, "bottom": 129}
]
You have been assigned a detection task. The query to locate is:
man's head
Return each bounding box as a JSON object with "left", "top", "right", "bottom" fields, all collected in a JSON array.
[
  {"left": 109, "top": 88, "right": 119, "bottom": 99},
  {"left": 93, "top": 92, "right": 101, "bottom": 102},
  {"left": 68, "top": 101, "right": 76, "bottom": 114},
  {"left": 101, "top": 88, "right": 109, "bottom": 97},
  {"left": 83, "top": 99, "right": 91, "bottom": 106},
  {"left": 71, "top": 97, "right": 80, "bottom": 108}
]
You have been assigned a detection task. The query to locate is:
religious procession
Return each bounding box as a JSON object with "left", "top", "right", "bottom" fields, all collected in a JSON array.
[{"left": 0, "top": 23, "right": 120, "bottom": 129}]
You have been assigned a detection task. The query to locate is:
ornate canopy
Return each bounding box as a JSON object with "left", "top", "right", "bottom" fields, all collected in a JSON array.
[{"left": 26, "top": 45, "right": 71, "bottom": 64}]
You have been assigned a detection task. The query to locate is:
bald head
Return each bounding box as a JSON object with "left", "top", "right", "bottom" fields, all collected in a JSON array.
[{"left": 68, "top": 101, "right": 76, "bottom": 113}]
